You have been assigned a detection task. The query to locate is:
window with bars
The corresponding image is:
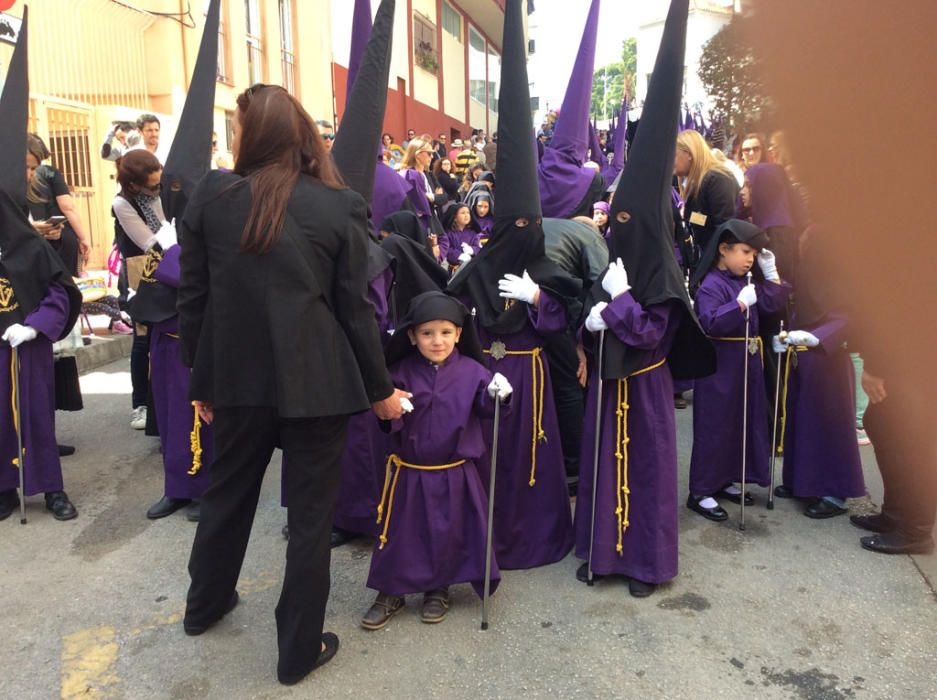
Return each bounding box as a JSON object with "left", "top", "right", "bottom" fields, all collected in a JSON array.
[
  {"left": 279, "top": 0, "right": 296, "bottom": 95},
  {"left": 468, "top": 27, "right": 486, "bottom": 105},
  {"left": 413, "top": 13, "right": 438, "bottom": 75},
  {"left": 245, "top": 0, "right": 264, "bottom": 85},
  {"left": 217, "top": 5, "right": 231, "bottom": 83},
  {"left": 441, "top": 2, "right": 461, "bottom": 41}
]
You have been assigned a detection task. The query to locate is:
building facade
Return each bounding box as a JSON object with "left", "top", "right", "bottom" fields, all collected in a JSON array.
[{"left": 0, "top": 0, "right": 510, "bottom": 269}]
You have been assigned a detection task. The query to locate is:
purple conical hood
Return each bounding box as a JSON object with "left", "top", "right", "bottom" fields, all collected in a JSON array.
[
  {"left": 601, "top": 98, "right": 628, "bottom": 186},
  {"left": 0, "top": 6, "right": 28, "bottom": 203},
  {"left": 589, "top": 123, "right": 608, "bottom": 171},
  {"left": 346, "top": 0, "right": 373, "bottom": 97},
  {"left": 537, "top": 0, "right": 601, "bottom": 218}
]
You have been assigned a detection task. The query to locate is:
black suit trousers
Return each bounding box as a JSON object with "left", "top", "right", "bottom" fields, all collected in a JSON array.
[{"left": 184, "top": 407, "right": 349, "bottom": 678}]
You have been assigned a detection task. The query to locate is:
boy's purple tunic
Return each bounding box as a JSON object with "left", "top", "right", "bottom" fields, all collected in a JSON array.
[
  {"left": 781, "top": 315, "right": 865, "bottom": 498},
  {"left": 367, "top": 349, "right": 500, "bottom": 597},
  {"left": 573, "top": 294, "right": 680, "bottom": 584},
  {"left": 149, "top": 245, "right": 213, "bottom": 499},
  {"left": 689, "top": 269, "right": 789, "bottom": 496},
  {"left": 472, "top": 291, "right": 573, "bottom": 570},
  {"left": 0, "top": 284, "right": 69, "bottom": 495}
]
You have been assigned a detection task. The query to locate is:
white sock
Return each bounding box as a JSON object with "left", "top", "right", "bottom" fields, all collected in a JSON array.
[
  {"left": 724, "top": 484, "right": 742, "bottom": 495},
  {"left": 698, "top": 497, "right": 720, "bottom": 509}
]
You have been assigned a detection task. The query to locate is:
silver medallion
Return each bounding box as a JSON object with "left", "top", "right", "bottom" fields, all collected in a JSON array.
[
  {"left": 489, "top": 340, "right": 507, "bottom": 360},
  {"left": 748, "top": 338, "right": 759, "bottom": 356}
]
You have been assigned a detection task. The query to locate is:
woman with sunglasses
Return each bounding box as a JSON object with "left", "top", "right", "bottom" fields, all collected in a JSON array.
[
  {"left": 177, "top": 84, "right": 406, "bottom": 685},
  {"left": 398, "top": 134, "right": 447, "bottom": 248}
]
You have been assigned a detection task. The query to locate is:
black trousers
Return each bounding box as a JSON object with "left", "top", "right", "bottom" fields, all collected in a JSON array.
[
  {"left": 130, "top": 323, "right": 149, "bottom": 409},
  {"left": 544, "top": 329, "right": 585, "bottom": 479},
  {"left": 864, "top": 380, "right": 937, "bottom": 541},
  {"left": 185, "top": 407, "right": 349, "bottom": 678}
]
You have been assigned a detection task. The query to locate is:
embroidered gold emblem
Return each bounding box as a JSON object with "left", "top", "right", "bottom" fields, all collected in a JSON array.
[
  {"left": 748, "top": 338, "right": 760, "bottom": 356},
  {"left": 0, "top": 278, "right": 18, "bottom": 312},
  {"left": 489, "top": 340, "right": 507, "bottom": 360},
  {"left": 141, "top": 248, "right": 163, "bottom": 281}
]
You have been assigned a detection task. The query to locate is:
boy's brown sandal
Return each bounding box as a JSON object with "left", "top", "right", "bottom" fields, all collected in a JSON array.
[
  {"left": 361, "top": 593, "right": 405, "bottom": 630},
  {"left": 420, "top": 588, "right": 450, "bottom": 624}
]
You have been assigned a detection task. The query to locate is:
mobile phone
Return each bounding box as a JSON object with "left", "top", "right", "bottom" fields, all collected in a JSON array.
[{"left": 47, "top": 215, "right": 67, "bottom": 225}]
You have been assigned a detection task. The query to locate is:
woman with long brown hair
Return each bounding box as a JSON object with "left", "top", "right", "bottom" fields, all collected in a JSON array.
[{"left": 178, "top": 84, "right": 407, "bottom": 686}]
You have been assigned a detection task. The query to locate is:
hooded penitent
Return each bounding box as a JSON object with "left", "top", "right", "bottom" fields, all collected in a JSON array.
[
  {"left": 130, "top": 0, "right": 220, "bottom": 324},
  {"left": 331, "top": 0, "right": 395, "bottom": 282},
  {"left": 690, "top": 218, "right": 769, "bottom": 290},
  {"left": 600, "top": 0, "right": 714, "bottom": 381},
  {"left": 0, "top": 8, "right": 81, "bottom": 339},
  {"left": 537, "top": 0, "right": 604, "bottom": 218},
  {"left": 448, "top": 0, "right": 580, "bottom": 334},
  {"left": 379, "top": 211, "right": 448, "bottom": 323},
  {"left": 384, "top": 291, "right": 486, "bottom": 367},
  {"left": 601, "top": 99, "right": 628, "bottom": 187}
]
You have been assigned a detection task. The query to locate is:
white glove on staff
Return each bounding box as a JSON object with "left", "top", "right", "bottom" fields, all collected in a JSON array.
[
  {"left": 757, "top": 248, "right": 780, "bottom": 282},
  {"left": 786, "top": 330, "right": 820, "bottom": 348},
  {"left": 498, "top": 270, "right": 539, "bottom": 305},
  {"left": 399, "top": 396, "right": 415, "bottom": 413},
  {"left": 487, "top": 372, "right": 513, "bottom": 400},
  {"left": 771, "top": 335, "right": 787, "bottom": 354},
  {"left": 737, "top": 283, "right": 758, "bottom": 310},
  {"left": 154, "top": 219, "right": 178, "bottom": 250},
  {"left": 601, "top": 258, "right": 631, "bottom": 299},
  {"left": 2, "top": 323, "right": 38, "bottom": 348},
  {"left": 584, "top": 301, "right": 609, "bottom": 333}
]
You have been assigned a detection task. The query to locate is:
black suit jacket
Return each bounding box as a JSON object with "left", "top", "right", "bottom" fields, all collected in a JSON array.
[
  {"left": 683, "top": 169, "right": 739, "bottom": 251},
  {"left": 178, "top": 171, "right": 394, "bottom": 418}
]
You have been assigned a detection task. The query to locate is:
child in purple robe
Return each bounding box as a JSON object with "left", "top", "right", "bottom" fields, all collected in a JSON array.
[
  {"left": 592, "top": 201, "right": 610, "bottom": 241},
  {"left": 439, "top": 203, "right": 481, "bottom": 269},
  {"left": 687, "top": 220, "right": 790, "bottom": 521},
  {"left": 361, "top": 292, "right": 511, "bottom": 629},
  {"left": 470, "top": 192, "right": 494, "bottom": 240}
]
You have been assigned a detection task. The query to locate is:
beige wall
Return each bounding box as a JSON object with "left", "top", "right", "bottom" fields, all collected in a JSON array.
[{"left": 441, "top": 27, "right": 466, "bottom": 122}]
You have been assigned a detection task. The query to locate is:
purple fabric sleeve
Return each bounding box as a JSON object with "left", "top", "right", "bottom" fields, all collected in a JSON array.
[
  {"left": 152, "top": 245, "right": 181, "bottom": 288},
  {"left": 600, "top": 292, "right": 672, "bottom": 349},
  {"left": 806, "top": 314, "right": 849, "bottom": 354},
  {"left": 24, "top": 283, "right": 70, "bottom": 341},
  {"left": 528, "top": 289, "right": 567, "bottom": 334},
  {"left": 695, "top": 283, "right": 746, "bottom": 337},
  {"left": 756, "top": 279, "right": 791, "bottom": 316}
]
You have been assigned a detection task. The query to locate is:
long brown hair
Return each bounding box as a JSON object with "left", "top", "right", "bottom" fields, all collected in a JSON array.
[{"left": 234, "top": 84, "right": 344, "bottom": 254}]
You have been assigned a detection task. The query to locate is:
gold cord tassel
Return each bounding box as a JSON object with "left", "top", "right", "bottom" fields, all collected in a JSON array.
[{"left": 187, "top": 402, "right": 203, "bottom": 476}]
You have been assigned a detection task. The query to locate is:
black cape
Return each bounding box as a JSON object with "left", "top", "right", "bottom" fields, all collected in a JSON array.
[{"left": 379, "top": 211, "right": 448, "bottom": 325}]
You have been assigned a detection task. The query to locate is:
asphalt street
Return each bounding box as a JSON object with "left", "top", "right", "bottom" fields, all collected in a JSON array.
[{"left": 1, "top": 358, "right": 935, "bottom": 699}]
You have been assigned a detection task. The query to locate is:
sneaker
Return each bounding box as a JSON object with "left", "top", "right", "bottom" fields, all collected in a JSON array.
[
  {"left": 130, "top": 406, "right": 147, "bottom": 430},
  {"left": 856, "top": 428, "right": 871, "bottom": 446},
  {"left": 111, "top": 320, "right": 133, "bottom": 335}
]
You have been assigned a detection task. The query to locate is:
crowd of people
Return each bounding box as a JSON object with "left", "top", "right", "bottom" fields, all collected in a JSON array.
[{"left": 1, "top": 0, "right": 933, "bottom": 689}]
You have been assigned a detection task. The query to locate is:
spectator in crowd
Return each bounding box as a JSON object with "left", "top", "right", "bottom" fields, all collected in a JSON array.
[
  {"left": 453, "top": 139, "right": 478, "bottom": 177},
  {"left": 447, "top": 137, "right": 464, "bottom": 164},
  {"left": 432, "top": 157, "right": 459, "bottom": 201},
  {"left": 316, "top": 120, "right": 334, "bottom": 151},
  {"left": 398, "top": 135, "right": 446, "bottom": 237},
  {"left": 137, "top": 113, "right": 162, "bottom": 160},
  {"left": 402, "top": 128, "right": 416, "bottom": 149},
  {"left": 457, "top": 162, "right": 484, "bottom": 201},
  {"left": 382, "top": 133, "right": 403, "bottom": 167},
  {"left": 483, "top": 131, "right": 498, "bottom": 173},
  {"left": 472, "top": 135, "right": 487, "bottom": 168},
  {"left": 740, "top": 132, "right": 767, "bottom": 170},
  {"left": 100, "top": 120, "right": 139, "bottom": 162},
  {"left": 434, "top": 132, "right": 448, "bottom": 161}
]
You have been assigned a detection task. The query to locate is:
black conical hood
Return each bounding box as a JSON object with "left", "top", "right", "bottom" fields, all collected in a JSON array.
[
  {"left": 160, "top": 0, "right": 220, "bottom": 221},
  {"left": 0, "top": 6, "right": 28, "bottom": 203},
  {"left": 601, "top": 0, "right": 714, "bottom": 380},
  {"left": 346, "top": 0, "right": 373, "bottom": 97},
  {"left": 491, "top": 0, "right": 539, "bottom": 220},
  {"left": 333, "top": 0, "right": 394, "bottom": 206}
]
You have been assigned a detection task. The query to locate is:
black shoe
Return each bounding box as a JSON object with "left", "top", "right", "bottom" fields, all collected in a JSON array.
[
  {"left": 44, "top": 491, "right": 77, "bottom": 521},
  {"left": 0, "top": 489, "right": 19, "bottom": 521},
  {"left": 282, "top": 524, "right": 289, "bottom": 540},
  {"left": 575, "top": 561, "right": 605, "bottom": 583},
  {"left": 850, "top": 513, "right": 896, "bottom": 534},
  {"left": 686, "top": 495, "right": 728, "bottom": 522},
  {"left": 716, "top": 488, "right": 754, "bottom": 506},
  {"left": 861, "top": 532, "right": 935, "bottom": 555},
  {"left": 185, "top": 501, "right": 200, "bottom": 522},
  {"left": 804, "top": 498, "right": 848, "bottom": 519},
  {"left": 567, "top": 476, "right": 579, "bottom": 498},
  {"left": 674, "top": 394, "right": 688, "bottom": 409},
  {"left": 57, "top": 444, "right": 76, "bottom": 457},
  {"left": 184, "top": 591, "right": 240, "bottom": 636},
  {"left": 629, "top": 578, "right": 657, "bottom": 598},
  {"left": 773, "top": 485, "right": 794, "bottom": 499},
  {"left": 146, "top": 495, "right": 190, "bottom": 520},
  {"left": 277, "top": 632, "right": 340, "bottom": 686},
  {"left": 330, "top": 527, "right": 360, "bottom": 548}
]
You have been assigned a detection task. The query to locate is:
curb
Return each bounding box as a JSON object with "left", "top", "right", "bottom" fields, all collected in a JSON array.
[{"left": 75, "top": 334, "right": 133, "bottom": 375}]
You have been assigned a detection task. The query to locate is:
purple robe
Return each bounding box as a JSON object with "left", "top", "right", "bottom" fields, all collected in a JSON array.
[
  {"left": 149, "top": 245, "right": 213, "bottom": 499},
  {"left": 402, "top": 169, "right": 434, "bottom": 231},
  {"left": 366, "top": 349, "right": 501, "bottom": 597},
  {"left": 601, "top": 100, "right": 628, "bottom": 187},
  {"left": 472, "top": 292, "right": 574, "bottom": 570},
  {"left": 0, "top": 284, "right": 69, "bottom": 495},
  {"left": 372, "top": 162, "right": 409, "bottom": 232},
  {"left": 475, "top": 215, "right": 493, "bottom": 238},
  {"left": 440, "top": 227, "right": 482, "bottom": 267},
  {"left": 781, "top": 315, "right": 865, "bottom": 498},
  {"left": 689, "top": 269, "right": 790, "bottom": 496},
  {"left": 573, "top": 294, "right": 680, "bottom": 584}
]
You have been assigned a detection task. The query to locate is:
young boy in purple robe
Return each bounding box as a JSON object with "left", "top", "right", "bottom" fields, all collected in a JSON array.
[
  {"left": 439, "top": 203, "right": 481, "bottom": 268},
  {"left": 361, "top": 292, "right": 511, "bottom": 629},
  {"left": 470, "top": 192, "right": 494, "bottom": 239},
  {"left": 686, "top": 219, "right": 790, "bottom": 521},
  {"left": 592, "top": 201, "right": 610, "bottom": 241}
]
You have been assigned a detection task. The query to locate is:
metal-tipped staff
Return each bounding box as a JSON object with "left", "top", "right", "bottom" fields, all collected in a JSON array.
[
  {"left": 767, "top": 322, "right": 786, "bottom": 510},
  {"left": 12, "top": 346, "right": 27, "bottom": 524},
  {"left": 481, "top": 395, "right": 502, "bottom": 630},
  {"left": 740, "top": 271, "right": 753, "bottom": 531},
  {"left": 587, "top": 329, "right": 606, "bottom": 585}
]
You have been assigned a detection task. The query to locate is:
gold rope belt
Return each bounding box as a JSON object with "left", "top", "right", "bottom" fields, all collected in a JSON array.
[
  {"left": 611, "top": 358, "right": 667, "bottom": 554},
  {"left": 9, "top": 351, "right": 23, "bottom": 468},
  {"left": 483, "top": 345, "right": 546, "bottom": 487},
  {"left": 375, "top": 454, "right": 466, "bottom": 549},
  {"left": 708, "top": 335, "right": 764, "bottom": 363},
  {"left": 777, "top": 345, "right": 809, "bottom": 456},
  {"left": 161, "top": 334, "right": 203, "bottom": 476}
]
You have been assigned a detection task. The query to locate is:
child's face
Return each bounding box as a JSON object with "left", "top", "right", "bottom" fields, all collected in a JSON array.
[
  {"left": 456, "top": 207, "right": 471, "bottom": 227},
  {"left": 593, "top": 209, "right": 608, "bottom": 227},
  {"left": 475, "top": 200, "right": 490, "bottom": 217},
  {"left": 718, "top": 242, "right": 758, "bottom": 277},
  {"left": 408, "top": 320, "right": 462, "bottom": 364}
]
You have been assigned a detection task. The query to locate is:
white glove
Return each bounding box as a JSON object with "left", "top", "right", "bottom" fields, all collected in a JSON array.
[
  {"left": 399, "top": 396, "right": 414, "bottom": 413},
  {"left": 154, "top": 219, "right": 177, "bottom": 250},
  {"left": 757, "top": 248, "right": 780, "bottom": 282},
  {"left": 737, "top": 284, "right": 757, "bottom": 310},
  {"left": 771, "top": 335, "right": 787, "bottom": 354},
  {"left": 460, "top": 242, "right": 474, "bottom": 257},
  {"left": 487, "top": 371, "right": 513, "bottom": 400},
  {"left": 2, "top": 323, "right": 38, "bottom": 348},
  {"left": 601, "top": 257, "right": 631, "bottom": 299},
  {"left": 457, "top": 252, "right": 472, "bottom": 264},
  {"left": 498, "top": 270, "right": 539, "bottom": 305},
  {"left": 584, "top": 301, "right": 609, "bottom": 333},
  {"left": 786, "top": 330, "right": 820, "bottom": 348}
]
